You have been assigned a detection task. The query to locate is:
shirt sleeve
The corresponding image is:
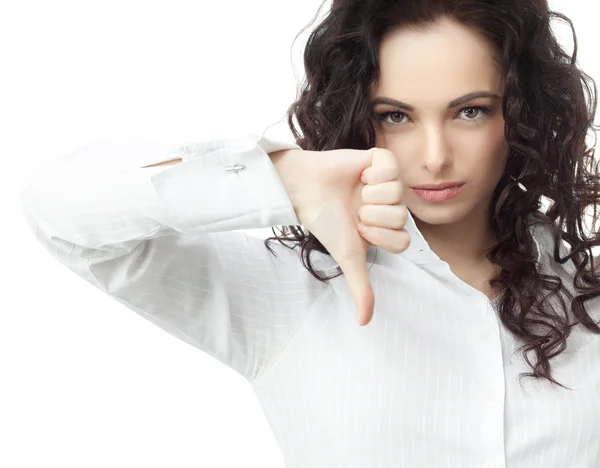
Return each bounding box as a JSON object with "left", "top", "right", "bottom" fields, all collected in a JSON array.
[{"left": 18, "top": 130, "right": 329, "bottom": 383}]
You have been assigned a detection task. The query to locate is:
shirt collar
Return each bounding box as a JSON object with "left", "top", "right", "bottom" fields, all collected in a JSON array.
[
  {"left": 379, "top": 210, "right": 549, "bottom": 267},
  {"left": 311, "top": 210, "right": 552, "bottom": 273}
]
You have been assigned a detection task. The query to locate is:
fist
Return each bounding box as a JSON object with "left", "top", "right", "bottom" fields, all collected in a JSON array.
[
  {"left": 356, "top": 159, "right": 410, "bottom": 255},
  {"left": 276, "top": 146, "right": 411, "bottom": 326}
]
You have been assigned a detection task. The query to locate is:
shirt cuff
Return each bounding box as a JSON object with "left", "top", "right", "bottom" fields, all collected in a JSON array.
[{"left": 149, "top": 133, "right": 303, "bottom": 233}]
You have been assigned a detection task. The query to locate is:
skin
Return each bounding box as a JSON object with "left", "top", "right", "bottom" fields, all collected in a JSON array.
[
  {"left": 144, "top": 18, "right": 506, "bottom": 300},
  {"left": 369, "top": 17, "right": 509, "bottom": 297},
  {"left": 142, "top": 158, "right": 182, "bottom": 168}
]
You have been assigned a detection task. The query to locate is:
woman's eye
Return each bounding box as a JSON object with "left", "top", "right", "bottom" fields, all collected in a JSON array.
[
  {"left": 376, "top": 105, "right": 491, "bottom": 127},
  {"left": 383, "top": 111, "right": 407, "bottom": 125},
  {"left": 461, "top": 107, "right": 484, "bottom": 119}
]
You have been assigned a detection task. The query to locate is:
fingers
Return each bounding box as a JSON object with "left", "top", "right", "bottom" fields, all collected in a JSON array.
[
  {"left": 361, "top": 148, "right": 399, "bottom": 184},
  {"left": 358, "top": 204, "right": 408, "bottom": 230},
  {"left": 333, "top": 147, "right": 400, "bottom": 326},
  {"left": 361, "top": 180, "right": 404, "bottom": 204},
  {"left": 357, "top": 223, "right": 411, "bottom": 255},
  {"left": 361, "top": 165, "right": 398, "bottom": 185}
]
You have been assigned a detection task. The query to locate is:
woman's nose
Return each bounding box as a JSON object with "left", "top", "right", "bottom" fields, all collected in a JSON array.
[{"left": 421, "top": 131, "right": 452, "bottom": 173}]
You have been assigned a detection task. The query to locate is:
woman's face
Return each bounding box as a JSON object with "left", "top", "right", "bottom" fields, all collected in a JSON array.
[{"left": 369, "top": 18, "right": 509, "bottom": 228}]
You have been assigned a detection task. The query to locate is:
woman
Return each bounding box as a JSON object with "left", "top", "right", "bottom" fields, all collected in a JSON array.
[{"left": 19, "top": 0, "right": 600, "bottom": 466}]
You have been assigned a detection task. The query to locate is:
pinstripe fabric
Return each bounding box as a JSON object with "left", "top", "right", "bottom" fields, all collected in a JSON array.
[{"left": 19, "top": 130, "right": 600, "bottom": 468}]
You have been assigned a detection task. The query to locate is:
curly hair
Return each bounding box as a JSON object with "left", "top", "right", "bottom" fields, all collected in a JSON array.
[{"left": 264, "top": 0, "right": 600, "bottom": 390}]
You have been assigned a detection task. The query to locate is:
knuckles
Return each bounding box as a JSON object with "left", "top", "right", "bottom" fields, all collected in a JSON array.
[
  {"left": 358, "top": 204, "right": 408, "bottom": 230},
  {"left": 370, "top": 147, "right": 400, "bottom": 178},
  {"left": 361, "top": 180, "right": 404, "bottom": 204},
  {"left": 394, "top": 182, "right": 404, "bottom": 202},
  {"left": 397, "top": 205, "right": 408, "bottom": 227},
  {"left": 388, "top": 231, "right": 411, "bottom": 254},
  {"left": 359, "top": 224, "right": 411, "bottom": 254}
]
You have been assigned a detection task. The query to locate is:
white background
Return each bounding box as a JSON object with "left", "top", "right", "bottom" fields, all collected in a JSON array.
[{"left": 3, "top": 0, "right": 599, "bottom": 467}]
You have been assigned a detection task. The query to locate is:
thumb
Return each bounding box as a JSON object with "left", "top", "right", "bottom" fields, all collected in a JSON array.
[{"left": 335, "top": 230, "right": 375, "bottom": 326}]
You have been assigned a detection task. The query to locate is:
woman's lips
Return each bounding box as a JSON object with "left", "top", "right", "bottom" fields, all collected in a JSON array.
[{"left": 411, "top": 183, "right": 465, "bottom": 201}]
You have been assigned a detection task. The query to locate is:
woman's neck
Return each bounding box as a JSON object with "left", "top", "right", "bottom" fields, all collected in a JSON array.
[{"left": 414, "top": 215, "right": 497, "bottom": 268}]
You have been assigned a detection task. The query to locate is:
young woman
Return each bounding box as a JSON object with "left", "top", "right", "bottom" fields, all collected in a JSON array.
[{"left": 19, "top": 0, "right": 600, "bottom": 466}]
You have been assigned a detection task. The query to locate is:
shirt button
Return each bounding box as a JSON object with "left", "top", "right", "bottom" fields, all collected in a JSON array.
[{"left": 480, "top": 326, "right": 493, "bottom": 338}]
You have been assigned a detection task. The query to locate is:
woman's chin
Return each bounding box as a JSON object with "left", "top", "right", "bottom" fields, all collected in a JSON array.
[{"left": 407, "top": 201, "right": 466, "bottom": 226}]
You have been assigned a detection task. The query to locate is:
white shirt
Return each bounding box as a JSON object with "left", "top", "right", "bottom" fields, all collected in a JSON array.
[{"left": 18, "top": 129, "right": 600, "bottom": 468}]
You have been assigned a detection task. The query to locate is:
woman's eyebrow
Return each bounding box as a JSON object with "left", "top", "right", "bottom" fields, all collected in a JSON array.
[{"left": 371, "top": 91, "right": 501, "bottom": 111}]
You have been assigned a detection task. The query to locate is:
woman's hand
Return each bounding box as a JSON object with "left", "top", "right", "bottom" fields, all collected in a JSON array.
[{"left": 274, "top": 147, "right": 410, "bottom": 326}]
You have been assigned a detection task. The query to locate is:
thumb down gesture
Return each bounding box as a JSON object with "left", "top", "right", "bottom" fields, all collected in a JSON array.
[{"left": 286, "top": 147, "right": 411, "bottom": 326}]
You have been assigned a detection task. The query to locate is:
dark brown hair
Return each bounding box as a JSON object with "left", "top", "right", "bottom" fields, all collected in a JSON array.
[{"left": 264, "top": 0, "right": 600, "bottom": 390}]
